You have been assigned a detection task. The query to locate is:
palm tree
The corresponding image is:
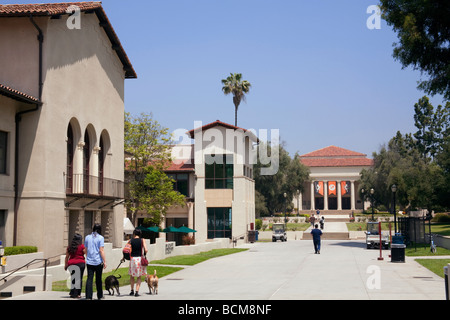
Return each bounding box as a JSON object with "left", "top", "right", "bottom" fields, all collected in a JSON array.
[{"left": 221, "top": 73, "right": 251, "bottom": 126}]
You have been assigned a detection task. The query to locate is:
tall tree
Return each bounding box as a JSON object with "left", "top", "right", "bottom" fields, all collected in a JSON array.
[
  {"left": 221, "top": 73, "right": 251, "bottom": 126},
  {"left": 380, "top": 0, "right": 450, "bottom": 99},
  {"left": 413, "top": 96, "right": 450, "bottom": 159},
  {"left": 254, "top": 142, "right": 309, "bottom": 216},
  {"left": 124, "top": 112, "right": 185, "bottom": 225}
]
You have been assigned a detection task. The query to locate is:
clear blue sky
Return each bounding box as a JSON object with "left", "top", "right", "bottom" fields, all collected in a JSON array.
[{"left": 4, "top": 0, "right": 446, "bottom": 158}]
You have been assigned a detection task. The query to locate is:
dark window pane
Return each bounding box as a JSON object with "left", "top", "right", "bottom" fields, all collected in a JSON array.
[
  {"left": 205, "top": 179, "right": 214, "bottom": 189},
  {"left": 0, "top": 131, "right": 6, "bottom": 174},
  {"left": 205, "top": 163, "right": 214, "bottom": 179},
  {"left": 177, "top": 179, "right": 188, "bottom": 196}
]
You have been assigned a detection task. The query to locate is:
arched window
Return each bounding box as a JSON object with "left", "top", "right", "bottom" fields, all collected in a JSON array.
[
  {"left": 66, "top": 124, "right": 74, "bottom": 193},
  {"left": 83, "top": 128, "right": 90, "bottom": 193}
]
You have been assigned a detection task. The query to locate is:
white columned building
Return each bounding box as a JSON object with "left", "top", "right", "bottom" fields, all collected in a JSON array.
[{"left": 297, "top": 146, "right": 373, "bottom": 213}]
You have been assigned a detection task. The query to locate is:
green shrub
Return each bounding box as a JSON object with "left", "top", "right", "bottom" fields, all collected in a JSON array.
[
  {"left": 255, "top": 219, "right": 262, "bottom": 230},
  {"left": 432, "top": 213, "right": 450, "bottom": 223},
  {"left": 4, "top": 246, "right": 38, "bottom": 256}
]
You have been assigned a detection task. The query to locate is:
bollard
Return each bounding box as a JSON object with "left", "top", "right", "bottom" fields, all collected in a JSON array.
[{"left": 445, "top": 264, "right": 449, "bottom": 301}]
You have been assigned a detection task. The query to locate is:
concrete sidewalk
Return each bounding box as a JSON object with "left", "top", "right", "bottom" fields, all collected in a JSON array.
[{"left": 7, "top": 239, "right": 448, "bottom": 301}]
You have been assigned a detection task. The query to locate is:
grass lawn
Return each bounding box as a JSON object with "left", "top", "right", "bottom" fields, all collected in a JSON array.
[
  {"left": 53, "top": 248, "right": 248, "bottom": 292},
  {"left": 415, "top": 259, "right": 450, "bottom": 278},
  {"left": 430, "top": 223, "right": 450, "bottom": 236},
  {"left": 151, "top": 248, "right": 248, "bottom": 266},
  {"left": 346, "top": 222, "right": 392, "bottom": 231}
]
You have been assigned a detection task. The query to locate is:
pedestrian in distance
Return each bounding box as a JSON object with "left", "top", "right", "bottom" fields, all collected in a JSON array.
[
  {"left": 310, "top": 215, "right": 315, "bottom": 227},
  {"left": 85, "top": 223, "right": 106, "bottom": 300},
  {"left": 64, "top": 233, "right": 86, "bottom": 298},
  {"left": 129, "top": 228, "right": 148, "bottom": 297},
  {"left": 320, "top": 216, "right": 325, "bottom": 230},
  {"left": 311, "top": 224, "right": 323, "bottom": 254}
]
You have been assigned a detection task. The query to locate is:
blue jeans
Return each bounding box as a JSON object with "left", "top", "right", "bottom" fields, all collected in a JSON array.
[{"left": 86, "top": 263, "right": 103, "bottom": 299}]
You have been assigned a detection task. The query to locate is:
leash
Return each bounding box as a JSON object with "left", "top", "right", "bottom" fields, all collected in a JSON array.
[{"left": 112, "top": 259, "right": 125, "bottom": 273}]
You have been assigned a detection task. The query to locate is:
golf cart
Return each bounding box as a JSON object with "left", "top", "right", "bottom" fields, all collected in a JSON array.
[
  {"left": 272, "top": 223, "right": 287, "bottom": 242},
  {"left": 365, "top": 221, "right": 389, "bottom": 249}
]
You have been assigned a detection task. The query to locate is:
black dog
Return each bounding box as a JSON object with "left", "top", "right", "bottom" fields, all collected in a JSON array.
[{"left": 105, "top": 275, "right": 121, "bottom": 296}]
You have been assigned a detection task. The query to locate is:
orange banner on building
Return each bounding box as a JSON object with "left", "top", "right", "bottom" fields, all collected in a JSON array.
[{"left": 328, "top": 181, "right": 336, "bottom": 196}]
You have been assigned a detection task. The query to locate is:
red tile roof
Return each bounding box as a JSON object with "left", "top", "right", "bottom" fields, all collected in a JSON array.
[
  {"left": 0, "top": 83, "right": 42, "bottom": 105},
  {"left": 0, "top": 2, "right": 137, "bottom": 79},
  {"left": 165, "top": 159, "right": 195, "bottom": 172},
  {"left": 301, "top": 145, "right": 366, "bottom": 158},
  {"left": 300, "top": 146, "right": 373, "bottom": 168}
]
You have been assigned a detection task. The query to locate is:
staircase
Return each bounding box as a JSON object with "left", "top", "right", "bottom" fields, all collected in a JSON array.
[{"left": 302, "top": 211, "right": 352, "bottom": 240}]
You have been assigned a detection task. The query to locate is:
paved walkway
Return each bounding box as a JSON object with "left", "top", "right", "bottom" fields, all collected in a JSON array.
[{"left": 7, "top": 237, "right": 448, "bottom": 301}]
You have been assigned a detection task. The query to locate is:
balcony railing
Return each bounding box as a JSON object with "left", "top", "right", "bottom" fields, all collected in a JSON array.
[{"left": 66, "top": 174, "right": 124, "bottom": 199}]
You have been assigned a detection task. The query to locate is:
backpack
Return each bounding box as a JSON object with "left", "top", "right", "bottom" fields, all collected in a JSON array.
[{"left": 122, "top": 241, "right": 132, "bottom": 260}]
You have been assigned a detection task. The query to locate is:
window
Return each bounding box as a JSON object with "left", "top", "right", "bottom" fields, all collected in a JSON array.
[
  {"left": 167, "top": 173, "right": 189, "bottom": 197},
  {"left": 207, "top": 207, "right": 232, "bottom": 239},
  {"left": 205, "top": 154, "right": 233, "bottom": 189},
  {"left": 0, "top": 131, "right": 7, "bottom": 174}
]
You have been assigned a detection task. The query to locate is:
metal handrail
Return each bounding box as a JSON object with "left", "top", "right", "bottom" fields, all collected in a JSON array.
[{"left": 0, "top": 258, "right": 49, "bottom": 291}]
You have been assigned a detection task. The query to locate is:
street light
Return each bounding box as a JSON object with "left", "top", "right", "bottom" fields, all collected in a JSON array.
[
  {"left": 283, "top": 192, "right": 287, "bottom": 224},
  {"left": 391, "top": 184, "right": 397, "bottom": 234},
  {"left": 370, "top": 188, "right": 375, "bottom": 221},
  {"left": 296, "top": 190, "right": 300, "bottom": 217}
]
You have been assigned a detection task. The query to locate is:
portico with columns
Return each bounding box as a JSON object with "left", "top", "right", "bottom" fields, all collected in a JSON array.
[{"left": 296, "top": 146, "right": 373, "bottom": 212}]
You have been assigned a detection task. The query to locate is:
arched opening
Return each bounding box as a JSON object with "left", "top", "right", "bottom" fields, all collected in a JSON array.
[
  {"left": 66, "top": 124, "right": 74, "bottom": 193},
  {"left": 83, "top": 128, "right": 91, "bottom": 193}
]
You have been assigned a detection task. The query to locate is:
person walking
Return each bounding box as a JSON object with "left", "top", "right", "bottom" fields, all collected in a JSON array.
[
  {"left": 310, "top": 215, "right": 316, "bottom": 227},
  {"left": 311, "top": 224, "right": 323, "bottom": 254},
  {"left": 128, "top": 228, "right": 148, "bottom": 297},
  {"left": 64, "top": 233, "right": 86, "bottom": 298},
  {"left": 319, "top": 216, "right": 325, "bottom": 230},
  {"left": 85, "top": 223, "right": 106, "bottom": 300}
]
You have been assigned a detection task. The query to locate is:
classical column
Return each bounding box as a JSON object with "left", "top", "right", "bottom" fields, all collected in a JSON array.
[
  {"left": 310, "top": 181, "right": 315, "bottom": 210},
  {"left": 351, "top": 180, "right": 356, "bottom": 210},
  {"left": 324, "top": 181, "right": 328, "bottom": 211},
  {"left": 337, "top": 180, "right": 342, "bottom": 210}
]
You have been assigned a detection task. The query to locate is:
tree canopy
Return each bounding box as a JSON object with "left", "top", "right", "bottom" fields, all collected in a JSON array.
[{"left": 380, "top": 0, "right": 450, "bottom": 99}]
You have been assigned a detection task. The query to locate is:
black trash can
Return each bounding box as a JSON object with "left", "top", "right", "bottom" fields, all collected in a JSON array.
[
  {"left": 391, "top": 243, "right": 406, "bottom": 263},
  {"left": 248, "top": 230, "right": 256, "bottom": 243},
  {"left": 445, "top": 265, "right": 449, "bottom": 300}
]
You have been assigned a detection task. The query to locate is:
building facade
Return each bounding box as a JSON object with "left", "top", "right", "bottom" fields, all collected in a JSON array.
[
  {"left": 0, "top": 2, "right": 136, "bottom": 259},
  {"left": 297, "top": 146, "right": 373, "bottom": 212},
  {"left": 134, "top": 120, "right": 257, "bottom": 245}
]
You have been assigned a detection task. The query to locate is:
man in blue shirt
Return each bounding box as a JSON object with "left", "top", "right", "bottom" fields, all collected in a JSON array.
[
  {"left": 85, "top": 223, "right": 106, "bottom": 300},
  {"left": 311, "top": 224, "right": 323, "bottom": 254}
]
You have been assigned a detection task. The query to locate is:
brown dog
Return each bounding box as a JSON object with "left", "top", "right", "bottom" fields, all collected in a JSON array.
[{"left": 146, "top": 269, "right": 158, "bottom": 295}]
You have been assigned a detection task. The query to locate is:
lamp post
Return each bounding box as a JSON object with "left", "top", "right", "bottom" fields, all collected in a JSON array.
[
  {"left": 296, "top": 190, "right": 300, "bottom": 217},
  {"left": 283, "top": 192, "right": 287, "bottom": 224},
  {"left": 370, "top": 188, "right": 375, "bottom": 221},
  {"left": 391, "top": 184, "right": 397, "bottom": 234}
]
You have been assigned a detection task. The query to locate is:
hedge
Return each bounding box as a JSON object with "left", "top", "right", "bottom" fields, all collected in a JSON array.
[{"left": 4, "top": 246, "right": 38, "bottom": 256}]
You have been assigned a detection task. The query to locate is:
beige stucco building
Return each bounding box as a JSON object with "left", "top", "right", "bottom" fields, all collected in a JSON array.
[
  {"left": 0, "top": 2, "right": 136, "bottom": 259},
  {"left": 297, "top": 146, "right": 373, "bottom": 213},
  {"left": 134, "top": 120, "right": 257, "bottom": 245}
]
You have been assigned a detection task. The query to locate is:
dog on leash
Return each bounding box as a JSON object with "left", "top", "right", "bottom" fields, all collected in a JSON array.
[
  {"left": 105, "top": 274, "right": 121, "bottom": 296},
  {"left": 145, "top": 270, "right": 158, "bottom": 295}
]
